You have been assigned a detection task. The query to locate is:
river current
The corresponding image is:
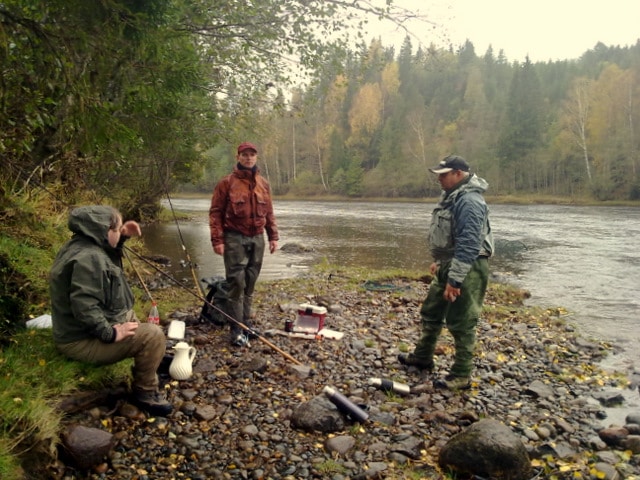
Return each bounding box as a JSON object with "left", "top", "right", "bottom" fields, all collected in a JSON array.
[{"left": 143, "top": 199, "right": 640, "bottom": 372}]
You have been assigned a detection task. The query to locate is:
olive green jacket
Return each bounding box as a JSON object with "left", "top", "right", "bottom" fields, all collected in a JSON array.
[{"left": 50, "top": 206, "right": 134, "bottom": 344}]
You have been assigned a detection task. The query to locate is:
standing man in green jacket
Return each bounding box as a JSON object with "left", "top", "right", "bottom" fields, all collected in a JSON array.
[
  {"left": 209, "top": 142, "right": 279, "bottom": 347},
  {"left": 50, "top": 205, "right": 172, "bottom": 416},
  {"left": 398, "top": 155, "right": 494, "bottom": 390}
]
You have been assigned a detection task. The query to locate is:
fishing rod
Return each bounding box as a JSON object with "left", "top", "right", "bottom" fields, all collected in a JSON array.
[
  {"left": 123, "top": 249, "right": 153, "bottom": 299},
  {"left": 124, "top": 245, "right": 303, "bottom": 366},
  {"left": 154, "top": 157, "right": 204, "bottom": 297}
]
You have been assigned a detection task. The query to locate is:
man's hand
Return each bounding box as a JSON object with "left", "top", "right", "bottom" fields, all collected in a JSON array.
[
  {"left": 214, "top": 244, "right": 224, "bottom": 256},
  {"left": 269, "top": 240, "right": 278, "bottom": 254},
  {"left": 429, "top": 262, "right": 439, "bottom": 276},
  {"left": 444, "top": 283, "right": 461, "bottom": 302},
  {"left": 121, "top": 221, "right": 142, "bottom": 237},
  {"left": 113, "top": 321, "right": 139, "bottom": 342}
]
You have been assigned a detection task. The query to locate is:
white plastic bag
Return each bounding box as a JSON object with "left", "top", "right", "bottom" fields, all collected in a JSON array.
[{"left": 26, "top": 314, "right": 52, "bottom": 329}]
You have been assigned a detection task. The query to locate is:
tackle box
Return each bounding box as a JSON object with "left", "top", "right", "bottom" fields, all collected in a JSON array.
[{"left": 292, "top": 303, "right": 327, "bottom": 334}]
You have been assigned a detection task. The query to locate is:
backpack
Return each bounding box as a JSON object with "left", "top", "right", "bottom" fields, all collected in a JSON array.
[{"left": 199, "top": 276, "right": 230, "bottom": 326}]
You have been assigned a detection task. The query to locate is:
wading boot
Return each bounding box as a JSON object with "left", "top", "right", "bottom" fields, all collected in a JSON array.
[
  {"left": 397, "top": 353, "right": 434, "bottom": 371},
  {"left": 433, "top": 374, "right": 471, "bottom": 390}
]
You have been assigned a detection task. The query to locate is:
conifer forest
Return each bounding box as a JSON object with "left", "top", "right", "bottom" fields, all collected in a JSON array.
[{"left": 2, "top": 0, "right": 640, "bottom": 220}]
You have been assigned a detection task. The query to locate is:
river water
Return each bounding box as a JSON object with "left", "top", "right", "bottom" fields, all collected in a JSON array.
[{"left": 143, "top": 199, "right": 640, "bottom": 372}]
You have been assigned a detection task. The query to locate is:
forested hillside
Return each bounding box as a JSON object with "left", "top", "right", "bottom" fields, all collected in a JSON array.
[
  {"left": 2, "top": 0, "right": 639, "bottom": 216},
  {"left": 192, "top": 39, "right": 640, "bottom": 201},
  {"left": 1, "top": 0, "right": 402, "bottom": 219}
]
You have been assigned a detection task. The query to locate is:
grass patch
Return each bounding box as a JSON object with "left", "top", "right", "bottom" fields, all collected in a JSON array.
[
  {"left": 315, "top": 458, "right": 347, "bottom": 474},
  {"left": 0, "top": 192, "right": 70, "bottom": 339},
  {"left": 0, "top": 329, "right": 131, "bottom": 477},
  {"left": 0, "top": 437, "right": 23, "bottom": 480}
]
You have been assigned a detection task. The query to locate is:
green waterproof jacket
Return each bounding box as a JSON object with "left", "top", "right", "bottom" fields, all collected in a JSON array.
[
  {"left": 50, "top": 206, "right": 134, "bottom": 344},
  {"left": 428, "top": 174, "right": 494, "bottom": 287}
]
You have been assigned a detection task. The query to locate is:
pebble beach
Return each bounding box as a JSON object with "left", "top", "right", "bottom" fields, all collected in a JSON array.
[{"left": 56, "top": 271, "right": 640, "bottom": 480}]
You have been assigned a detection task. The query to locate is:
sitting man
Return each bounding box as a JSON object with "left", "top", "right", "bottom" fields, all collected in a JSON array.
[{"left": 49, "top": 205, "right": 172, "bottom": 416}]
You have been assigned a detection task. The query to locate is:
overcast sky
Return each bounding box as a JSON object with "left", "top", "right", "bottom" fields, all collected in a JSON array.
[{"left": 372, "top": 0, "right": 640, "bottom": 62}]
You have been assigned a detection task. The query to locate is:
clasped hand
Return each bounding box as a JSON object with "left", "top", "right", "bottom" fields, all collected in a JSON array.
[
  {"left": 444, "top": 283, "right": 461, "bottom": 302},
  {"left": 114, "top": 321, "right": 139, "bottom": 342}
]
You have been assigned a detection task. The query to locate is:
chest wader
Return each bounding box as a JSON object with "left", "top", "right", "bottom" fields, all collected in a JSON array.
[
  {"left": 223, "top": 231, "right": 265, "bottom": 337},
  {"left": 413, "top": 257, "right": 489, "bottom": 377}
]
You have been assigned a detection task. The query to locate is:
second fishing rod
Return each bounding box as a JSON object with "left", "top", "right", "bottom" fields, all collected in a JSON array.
[{"left": 124, "top": 246, "right": 304, "bottom": 367}]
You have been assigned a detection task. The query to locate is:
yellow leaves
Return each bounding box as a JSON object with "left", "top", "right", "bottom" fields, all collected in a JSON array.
[
  {"left": 531, "top": 459, "right": 546, "bottom": 468},
  {"left": 533, "top": 456, "right": 592, "bottom": 479},
  {"left": 495, "top": 352, "right": 508, "bottom": 363},
  {"left": 620, "top": 450, "right": 633, "bottom": 461},
  {"left": 546, "top": 307, "right": 569, "bottom": 317},
  {"left": 380, "top": 62, "right": 399, "bottom": 98},
  {"left": 38, "top": 358, "right": 46, "bottom": 367},
  {"left": 348, "top": 83, "right": 382, "bottom": 142},
  {"left": 13, "top": 397, "right": 23, "bottom": 404}
]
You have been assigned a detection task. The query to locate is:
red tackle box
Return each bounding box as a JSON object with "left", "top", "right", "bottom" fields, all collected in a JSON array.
[{"left": 293, "top": 303, "right": 327, "bottom": 334}]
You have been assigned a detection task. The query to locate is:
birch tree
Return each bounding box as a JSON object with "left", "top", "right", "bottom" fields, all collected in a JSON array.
[{"left": 563, "top": 78, "right": 593, "bottom": 182}]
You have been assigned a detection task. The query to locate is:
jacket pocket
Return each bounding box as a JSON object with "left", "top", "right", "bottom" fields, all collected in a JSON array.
[
  {"left": 105, "top": 265, "right": 127, "bottom": 314},
  {"left": 255, "top": 193, "right": 268, "bottom": 218},
  {"left": 229, "top": 191, "right": 251, "bottom": 218},
  {"left": 429, "top": 207, "right": 454, "bottom": 253}
]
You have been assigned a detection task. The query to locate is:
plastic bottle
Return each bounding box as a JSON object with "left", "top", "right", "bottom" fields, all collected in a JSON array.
[
  {"left": 322, "top": 386, "right": 369, "bottom": 423},
  {"left": 147, "top": 301, "right": 160, "bottom": 325},
  {"left": 368, "top": 377, "right": 411, "bottom": 395}
]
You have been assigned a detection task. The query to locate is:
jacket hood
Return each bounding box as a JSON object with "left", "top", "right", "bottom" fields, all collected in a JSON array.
[
  {"left": 466, "top": 173, "right": 489, "bottom": 193},
  {"left": 68, "top": 205, "right": 118, "bottom": 247},
  {"left": 442, "top": 173, "right": 489, "bottom": 204}
]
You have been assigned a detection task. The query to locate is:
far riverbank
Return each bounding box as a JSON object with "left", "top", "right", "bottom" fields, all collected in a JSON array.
[{"left": 173, "top": 190, "right": 640, "bottom": 208}]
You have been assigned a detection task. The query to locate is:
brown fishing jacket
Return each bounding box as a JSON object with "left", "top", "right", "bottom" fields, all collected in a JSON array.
[{"left": 209, "top": 166, "right": 279, "bottom": 247}]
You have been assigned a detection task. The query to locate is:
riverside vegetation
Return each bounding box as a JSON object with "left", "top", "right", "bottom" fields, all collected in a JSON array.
[{"left": 2, "top": 246, "right": 640, "bottom": 479}]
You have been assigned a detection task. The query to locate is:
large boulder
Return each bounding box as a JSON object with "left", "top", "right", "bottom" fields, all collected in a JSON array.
[
  {"left": 290, "top": 395, "right": 345, "bottom": 432},
  {"left": 61, "top": 424, "right": 115, "bottom": 470},
  {"left": 438, "top": 418, "right": 532, "bottom": 480}
]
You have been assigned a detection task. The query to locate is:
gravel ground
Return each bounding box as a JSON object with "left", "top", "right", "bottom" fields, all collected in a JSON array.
[{"left": 55, "top": 272, "right": 640, "bottom": 480}]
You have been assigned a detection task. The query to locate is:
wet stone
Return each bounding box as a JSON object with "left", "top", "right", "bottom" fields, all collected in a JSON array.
[
  {"left": 325, "top": 435, "right": 356, "bottom": 454},
  {"left": 194, "top": 404, "right": 217, "bottom": 421},
  {"left": 62, "top": 425, "right": 116, "bottom": 470}
]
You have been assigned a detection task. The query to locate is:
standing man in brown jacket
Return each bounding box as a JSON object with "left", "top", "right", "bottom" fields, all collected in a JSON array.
[{"left": 209, "top": 142, "right": 279, "bottom": 346}]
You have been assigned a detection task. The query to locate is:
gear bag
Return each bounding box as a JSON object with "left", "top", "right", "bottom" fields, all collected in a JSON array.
[{"left": 199, "top": 276, "right": 230, "bottom": 326}]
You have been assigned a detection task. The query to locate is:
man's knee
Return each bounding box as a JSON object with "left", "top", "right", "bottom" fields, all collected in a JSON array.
[{"left": 135, "top": 323, "right": 166, "bottom": 350}]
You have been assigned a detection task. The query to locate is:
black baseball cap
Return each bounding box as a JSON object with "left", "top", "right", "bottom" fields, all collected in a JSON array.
[{"left": 429, "top": 155, "right": 470, "bottom": 174}]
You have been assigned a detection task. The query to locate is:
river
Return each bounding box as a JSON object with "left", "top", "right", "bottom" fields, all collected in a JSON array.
[{"left": 143, "top": 199, "right": 640, "bottom": 372}]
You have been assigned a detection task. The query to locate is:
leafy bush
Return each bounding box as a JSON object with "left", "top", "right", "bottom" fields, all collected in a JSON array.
[{"left": 589, "top": 177, "right": 615, "bottom": 201}]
